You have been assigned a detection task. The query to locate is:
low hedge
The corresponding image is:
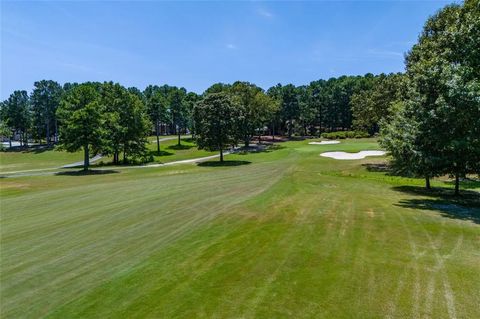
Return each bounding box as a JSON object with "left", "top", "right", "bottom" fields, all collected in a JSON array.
[{"left": 320, "top": 131, "right": 370, "bottom": 139}]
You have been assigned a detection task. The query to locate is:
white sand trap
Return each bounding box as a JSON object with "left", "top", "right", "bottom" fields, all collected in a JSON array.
[
  {"left": 320, "top": 150, "right": 386, "bottom": 160},
  {"left": 309, "top": 141, "right": 340, "bottom": 145}
]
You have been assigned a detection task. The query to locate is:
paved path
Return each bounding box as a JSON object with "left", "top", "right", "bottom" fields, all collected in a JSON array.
[
  {"left": 150, "top": 136, "right": 187, "bottom": 143},
  {"left": 0, "top": 150, "right": 235, "bottom": 178},
  {"left": 0, "top": 143, "right": 266, "bottom": 178},
  {"left": 62, "top": 154, "right": 103, "bottom": 168}
]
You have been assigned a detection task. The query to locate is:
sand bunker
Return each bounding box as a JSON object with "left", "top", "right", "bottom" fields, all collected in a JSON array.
[
  {"left": 320, "top": 150, "right": 386, "bottom": 160},
  {"left": 308, "top": 141, "right": 340, "bottom": 145}
]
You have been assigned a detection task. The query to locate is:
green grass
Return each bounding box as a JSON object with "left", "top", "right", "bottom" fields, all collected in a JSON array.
[
  {"left": 0, "top": 136, "right": 212, "bottom": 173},
  {"left": 145, "top": 136, "right": 217, "bottom": 164},
  {"left": 0, "top": 147, "right": 83, "bottom": 173},
  {"left": 1, "top": 138, "right": 479, "bottom": 318}
]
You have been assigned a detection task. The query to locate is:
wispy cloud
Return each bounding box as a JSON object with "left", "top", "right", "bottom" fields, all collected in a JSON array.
[
  {"left": 256, "top": 8, "right": 274, "bottom": 19},
  {"left": 226, "top": 43, "right": 237, "bottom": 50},
  {"left": 367, "top": 48, "right": 404, "bottom": 58}
]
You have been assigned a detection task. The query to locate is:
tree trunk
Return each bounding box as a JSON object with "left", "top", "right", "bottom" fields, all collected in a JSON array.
[
  {"left": 84, "top": 145, "right": 89, "bottom": 171},
  {"left": 178, "top": 131, "right": 181, "bottom": 146},
  {"left": 220, "top": 148, "right": 224, "bottom": 162},
  {"left": 46, "top": 121, "right": 50, "bottom": 146},
  {"left": 123, "top": 146, "right": 127, "bottom": 164},
  {"left": 319, "top": 108, "right": 322, "bottom": 135},
  {"left": 9, "top": 135, "right": 12, "bottom": 148},
  {"left": 245, "top": 138, "right": 250, "bottom": 148},
  {"left": 272, "top": 122, "right": 275, "bottom": 141},
  {"left": 454, "top": 172, "right": 460, "bottom": 196},
  {"left": 54, "top": 120, "right": 58, "bottom": 143},
  {"left": 156, "top": 120, "right": 160, "bottom": 153},
  {"left": 425, "top": 175, "right": 431, "bottom": 189},
  {"left": 23, "top": 132, "right": 28, "bottom": 148}
]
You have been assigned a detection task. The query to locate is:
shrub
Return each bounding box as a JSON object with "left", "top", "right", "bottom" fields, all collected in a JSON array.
[{"left": 320, "top": 131, "right": 370, "bottom": 140}]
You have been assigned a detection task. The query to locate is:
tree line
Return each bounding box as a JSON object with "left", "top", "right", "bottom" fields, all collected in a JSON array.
[{"left": 0, "top": 74, "right": 402, "bottom": 162}]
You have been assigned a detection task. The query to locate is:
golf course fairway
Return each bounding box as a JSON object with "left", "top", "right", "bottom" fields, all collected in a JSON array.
[{"left": 1, "top": 139, "right": 479, "bottom": 318}]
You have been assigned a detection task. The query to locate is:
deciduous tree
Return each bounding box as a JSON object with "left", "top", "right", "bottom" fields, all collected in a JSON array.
[
  {"left": 57, "top": 84, "right": 105, "bottom": 171},
  {"left": 194, "top": 93, "right": 243, "bottom": 162}
]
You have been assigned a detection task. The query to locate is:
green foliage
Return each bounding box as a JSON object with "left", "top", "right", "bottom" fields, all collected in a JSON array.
[
  {"left": 193, "top": 92, "right": 244, "bottom": 161},
  {"left": 391, "top": 0, "right": 480, "bottom": 193},
  {"left": 351, "top": 73, "right": 407, "bottom": 134},
  {"left": 321, "top": 130, "right": 370, "bottom": 139},
  {"left": 56, "top": 84, "right": 105, "bottom": 170},
  {"left": 0, "top": 90, "right": 31, "bottom": 146},
  {"left": 101, "top": 82, "right": 151, "bottom": 164},
  {"left": 168, "top": 87, "right": 188, "bottom": 138},
  {"left": 379, "top": 101, "right": 423, "bottom": 176},
  {"left": 31, "top": 80, "right": 64, "bottom": 143},
  {"left": 229, "top": 81, "right": 278, "bottom": 145}
]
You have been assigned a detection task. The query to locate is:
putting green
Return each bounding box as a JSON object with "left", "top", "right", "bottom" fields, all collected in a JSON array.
[{"left": 1, "top": 138, "right": 478, "bottom": 318}]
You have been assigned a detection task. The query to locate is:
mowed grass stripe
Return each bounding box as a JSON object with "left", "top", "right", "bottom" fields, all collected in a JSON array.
[
  {"left": 1, "top": 160, "right": 292, "bottom": 318},
  {"left": 46, "top": 163, "right": 478, "bottom": 318},
  {"left": 1, "top": 139, "right": 478, "bottom": 318}
]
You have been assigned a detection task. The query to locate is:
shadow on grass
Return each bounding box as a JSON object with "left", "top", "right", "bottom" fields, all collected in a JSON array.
[
  {"left": 197, "top": 160, "right": 251, "bottom": 167},
  {"left": 444, "top": 178, "right": 480, "bottom": 190},
  {"left": 55, "top": 169, "right": 119, "bottom": 176},
  {"left": 167, "top": 144, "right": 194, "bottom": 150},
  {"left": 393, "top": 186, "right": 480, "bottom": 224},
  {"left": 2, "top": 144, "right": 55, "bottom": 154},
  {"left": 362, "top": 163, "right": 391, "bottom": 173},
  {"left": 150, "top": 150, "right": 173, "bottom": 157},
  {"left": 236, "top": 144, "right": 285, "bottom": 155},
  {"left": 182, "top": 138, "right": 195, "bottom": 143}
]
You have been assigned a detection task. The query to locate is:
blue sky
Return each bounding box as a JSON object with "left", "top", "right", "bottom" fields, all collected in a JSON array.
[{"left": 1, "top": 0, "right": 452, "bottom": 99}]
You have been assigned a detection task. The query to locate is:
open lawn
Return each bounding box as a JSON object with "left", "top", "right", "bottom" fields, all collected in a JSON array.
[
  {"left": 1, "top": 138, "right": 479, "bottom": 318},
  {"left": 146, "top": 136, "right": 217, "bottom": 164},
  {"left": 0, "top": 136, "right": 212, "bottom": 173},
  {"left": 0, "top": 147, "right": 83, "bottom": 173}
]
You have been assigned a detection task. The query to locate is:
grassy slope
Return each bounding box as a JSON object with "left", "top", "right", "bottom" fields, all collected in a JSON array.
[
  {"left": 0, "top": 148, "right": 83, "bottom": 173},
  {"left": 1, "top": 139, "right": 479, "bottom": 318},
  {"left": 146, "top": 137, "right": 217, "bottom": 164},
  {"left": 0, "top": 136, "right": 213, "bottom": 173}
]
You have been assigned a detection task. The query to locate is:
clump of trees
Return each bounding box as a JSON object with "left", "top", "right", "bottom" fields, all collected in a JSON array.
[
  {"left": 380, "top": 0, "right": 480, "bottom": 195},
  {"left": 193, "top": 92, "right": 243, "bottom": 162},
  {"left": 1, "top": 91, "right": 30, "bottom": 147},
  {"left": 57, "top": 84, "right": 105, "bottom": 171},
  {"left": 56, "top": 82, "right": 151, "bottom": 170}
]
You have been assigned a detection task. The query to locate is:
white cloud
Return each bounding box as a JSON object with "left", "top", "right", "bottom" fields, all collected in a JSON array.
[
  {"left": 256, "top": 8, "right": 274, "bottom": 19},
  {"left": 367, "top": 48, "right": 403, "bottom": 58},
  {"left": 226, "top": 43, "right": 237, "bottom": 50}
]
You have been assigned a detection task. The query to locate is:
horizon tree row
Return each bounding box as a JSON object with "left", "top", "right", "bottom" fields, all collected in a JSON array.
[{"left": 1, "top": 72, "right": 404, "bottom": 148}]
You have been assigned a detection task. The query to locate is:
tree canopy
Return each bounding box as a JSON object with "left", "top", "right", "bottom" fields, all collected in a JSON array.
[
  {"left": 56, "top": 84, "right": 105, "bottom": 171},
  {"left": 193, "top": 92, "right": 243, "bottom": 162}
]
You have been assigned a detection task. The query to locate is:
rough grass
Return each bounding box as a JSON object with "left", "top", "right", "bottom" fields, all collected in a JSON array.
[
  {"left": 0, "top": 138, "right": 479, "bottom": 318},
  {"left": 146, "top": 137, "right": 217, "bottom": 164},
  {"left": 0, "top": 136, "right": 212, "bottom": 174},
  {"left": 0, "top": 146, "right": 83, "bottom": 173}
]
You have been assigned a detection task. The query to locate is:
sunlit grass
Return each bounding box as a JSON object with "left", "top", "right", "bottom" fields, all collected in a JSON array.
[{"left": 1, "top": 138, "right": 478, "bottom": 318}]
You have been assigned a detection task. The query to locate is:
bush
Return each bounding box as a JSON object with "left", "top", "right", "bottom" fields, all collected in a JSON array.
[{"left": 320, "top": 130, "right": 370, "bottom": 139}]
